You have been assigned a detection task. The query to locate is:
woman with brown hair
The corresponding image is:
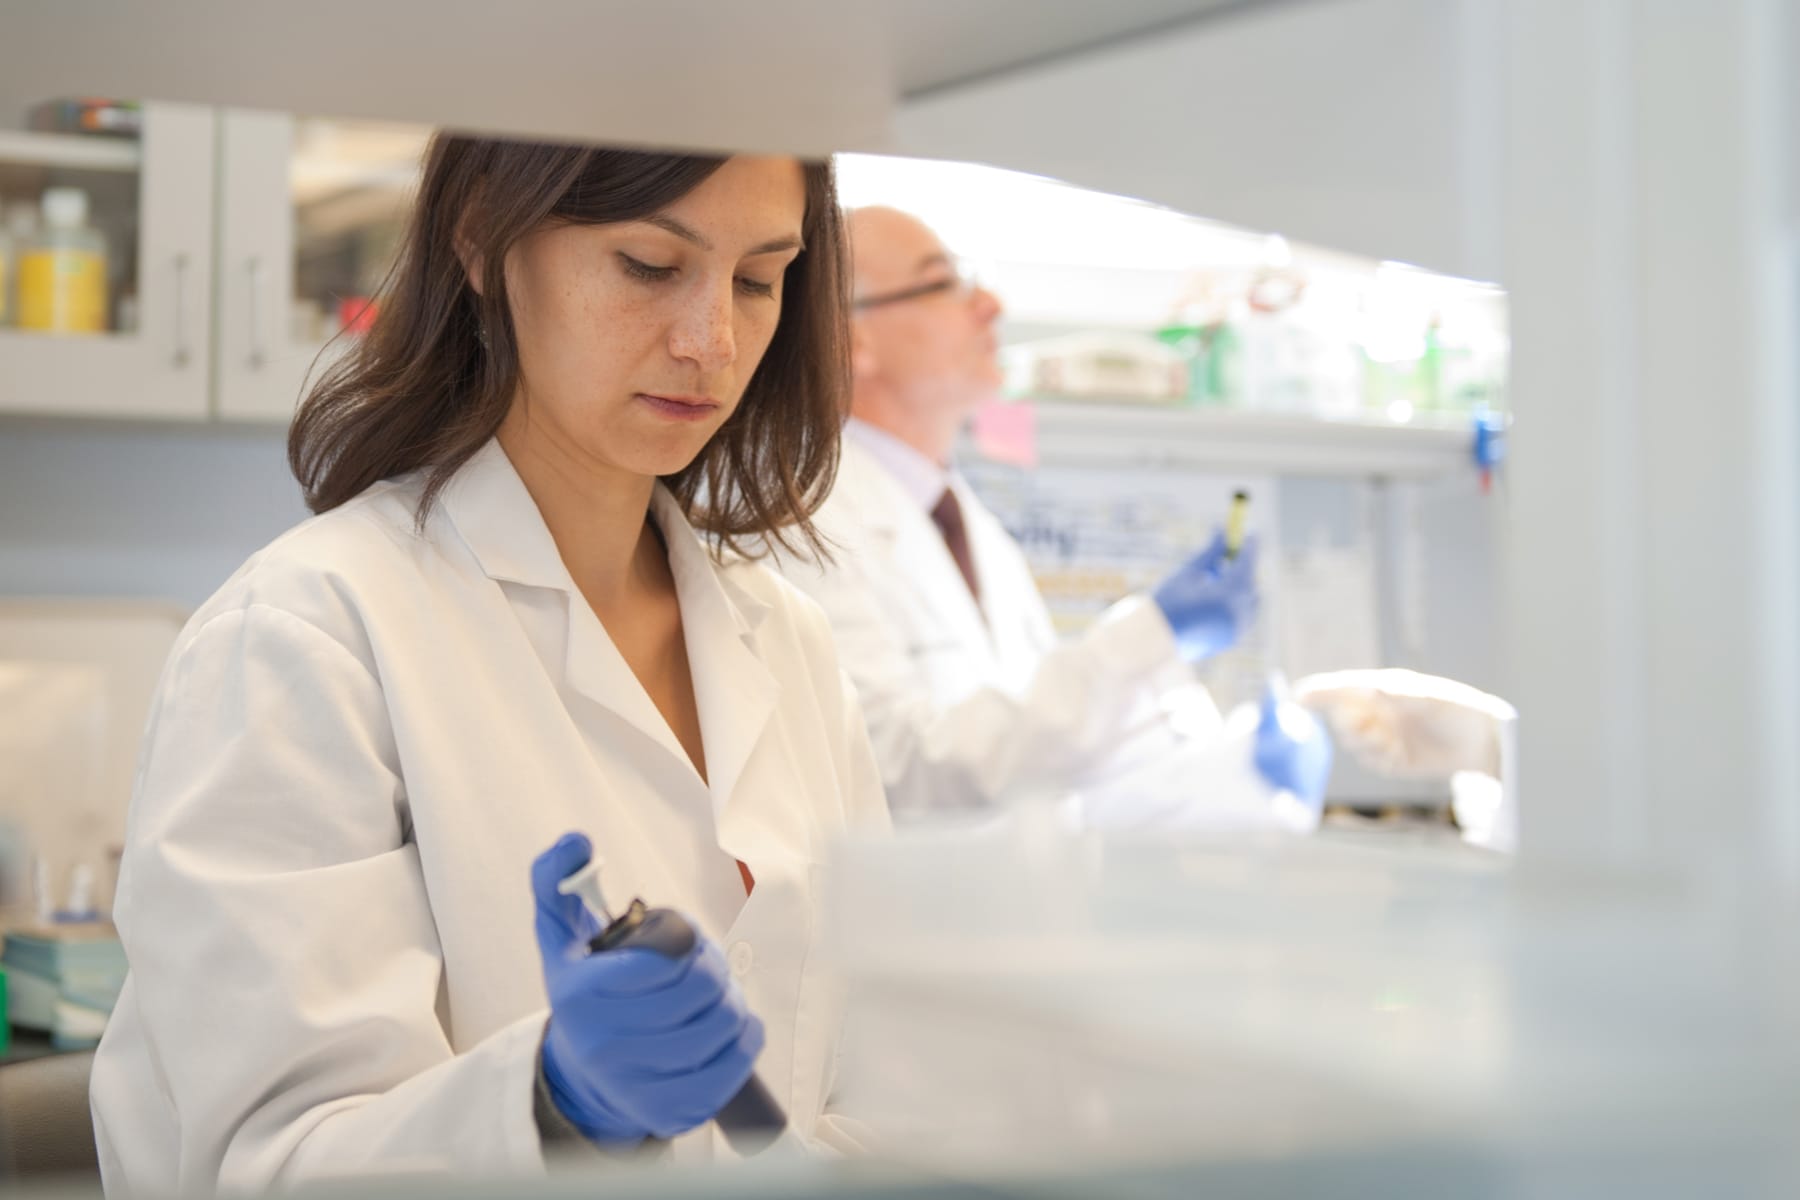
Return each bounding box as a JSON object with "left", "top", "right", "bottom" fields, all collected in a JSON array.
[{"left": 88, "top": 136, "right": 888, "bottom": 1191}]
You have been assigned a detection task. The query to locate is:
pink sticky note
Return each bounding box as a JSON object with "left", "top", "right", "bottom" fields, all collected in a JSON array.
[{"left": 971, "top": 400, "right": 1038, "bottom": 468}]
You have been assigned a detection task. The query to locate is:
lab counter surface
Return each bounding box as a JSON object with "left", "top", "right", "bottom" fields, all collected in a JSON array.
[
  {"left": 10, "top": 1134, "right": 1798, "bottom": 1200},
  {"left": 13, "top": 826, "right": 1798, "bottom": 1197}
]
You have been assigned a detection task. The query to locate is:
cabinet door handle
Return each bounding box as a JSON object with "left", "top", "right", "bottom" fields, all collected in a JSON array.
[
  {"left": 171, "top": 252, "right": 192, "bottom": 369},
  {"left": 246, "top": 256, "right": 267, "bottom": 370}
]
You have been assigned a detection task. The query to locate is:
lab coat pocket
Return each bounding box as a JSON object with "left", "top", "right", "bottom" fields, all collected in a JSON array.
[
  {"left": 718, "top": 855, "right": 833, "bottom": 1138},
  {"left": 798, "top": 861, "right": 852, "bottom": 1127}
]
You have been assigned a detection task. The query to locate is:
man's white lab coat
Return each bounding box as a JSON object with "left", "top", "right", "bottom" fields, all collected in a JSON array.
[
  {"left": 89, "top": 440, "right": 888, "bottom": 1193},
  {"left": 774, "top": 431, "right": 1223, "bottom": 818}
]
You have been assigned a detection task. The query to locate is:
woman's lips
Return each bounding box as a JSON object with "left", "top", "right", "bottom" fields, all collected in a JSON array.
[{"left": 637, "top": 393, "right": 720, "bottom": 421}]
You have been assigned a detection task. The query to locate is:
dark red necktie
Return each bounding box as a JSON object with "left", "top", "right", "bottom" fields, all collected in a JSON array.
[{"left": 930, "top": 488, "right": 981, "bottom": 602}]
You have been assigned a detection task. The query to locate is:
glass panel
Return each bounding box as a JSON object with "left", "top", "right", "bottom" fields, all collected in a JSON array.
[
  {"left": 288, "top": 118, "right": 429, "bottom": 346},
  {"left": 0, "top": 99, "right": 144, "bottom": 335}
]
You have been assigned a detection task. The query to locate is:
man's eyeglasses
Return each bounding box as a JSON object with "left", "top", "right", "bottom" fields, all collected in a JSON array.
[{"left": 853, "top": 260, "right": 981, "bottom": 311}]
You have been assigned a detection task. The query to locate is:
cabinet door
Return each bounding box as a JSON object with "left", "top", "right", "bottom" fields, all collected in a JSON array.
[
  {"left": 0, "top": 102, "right": 215, "bottom": 418},
  {"left": 214, "top": 110, "right": 426, "bottom": 422}
]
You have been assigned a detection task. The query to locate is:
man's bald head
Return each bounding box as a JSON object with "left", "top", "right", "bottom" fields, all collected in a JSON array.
[
  {"left": 847, "top": 206, "right": 952, "bottom": 301},
  {"left": 842, "top": 206, "right": 1004, "bottom": 463}
]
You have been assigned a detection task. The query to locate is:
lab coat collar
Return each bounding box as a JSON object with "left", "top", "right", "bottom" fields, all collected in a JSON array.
[
  {"left": 842, "top": 423, "right": 988, "bottom": 560},
  {"left": 439, "top": 438, "right": 778, "bottom": 814},
  {"left": 438, "top": 438, "right": 771, "bottom": 637},
  {"left": 649, "top": 487, "right": 773, "bottom": 642},
  {"left": 437, "top": 439, "right": 574, "bottom": 594},
  {"left": 844, "top": 418, "right": 952, "bottom": 515},
  {"left": 839, "top": 433, "right": 995, "bottom": 649},
  {"left": 648, "top": 486, "right": 782, "bottom": 819}
]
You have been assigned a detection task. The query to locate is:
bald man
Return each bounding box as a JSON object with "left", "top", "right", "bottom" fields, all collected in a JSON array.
[{"left": 772, "top": 207, "right": 1328, "bottom": 822}]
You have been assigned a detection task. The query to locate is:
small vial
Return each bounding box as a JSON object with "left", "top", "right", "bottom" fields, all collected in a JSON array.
[{"left": 1224, "top": 489, "right": 1251, "bottom": 560}]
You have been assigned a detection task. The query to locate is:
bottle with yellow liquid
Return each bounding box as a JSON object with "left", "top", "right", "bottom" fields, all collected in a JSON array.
[{"left": 18, "top": 187, "right": 108, "bottom": 334}]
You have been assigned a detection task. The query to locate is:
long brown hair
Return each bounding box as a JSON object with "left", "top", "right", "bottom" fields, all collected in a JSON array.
[{"left": 288, "top": 134, "right": 848, "bottom": 557}]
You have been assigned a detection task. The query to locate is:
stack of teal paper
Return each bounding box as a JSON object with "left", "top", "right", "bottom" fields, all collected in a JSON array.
[{"left": 1, "top": 923, "right": 127, "bottom": 1049}]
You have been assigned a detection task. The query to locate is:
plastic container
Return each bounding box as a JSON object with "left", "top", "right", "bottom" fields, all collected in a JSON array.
[
  {"left": 0, "top": 223, "right": 11, "bottom": 327},
  {"left": 17, "top": 187, "right": 109, "bottom": 334},
  {"left": 1201, "top": 310, "right": 1244, "bottom": 407},
  {"left": 2, "top": 204, "right": 39, "bottom": 327},
  {"left": 1152, "top": 324, "right": 1211, "bottom": 407}
]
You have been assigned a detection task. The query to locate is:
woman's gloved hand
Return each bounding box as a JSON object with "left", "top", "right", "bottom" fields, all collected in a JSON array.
[
  {"left": 531, "top": 833, "right": 763, "bottom": 1145},
  {"left": 1252, "top": 682, "right": 1334, "bottom": 809},
  {"left": 1151, "top": 531, "right": 1260, "bottom": 664}
]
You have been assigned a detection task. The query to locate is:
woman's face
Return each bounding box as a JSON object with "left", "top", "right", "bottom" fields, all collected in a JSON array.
[{"left": 499, "top": 155, "right": 807, "bottom": 480}]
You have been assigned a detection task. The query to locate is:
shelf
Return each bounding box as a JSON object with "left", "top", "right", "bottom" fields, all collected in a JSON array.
[
  {"left": 991, "top": 400, "right": 1479, "bottom": 479},
  {"left": 0, "top": 130, "right": 141, "bottom": 173}
]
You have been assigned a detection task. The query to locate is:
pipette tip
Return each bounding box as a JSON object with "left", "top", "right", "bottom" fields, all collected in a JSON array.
[{"left": 556, "top": 858, "right": 615, "bottom": 925}]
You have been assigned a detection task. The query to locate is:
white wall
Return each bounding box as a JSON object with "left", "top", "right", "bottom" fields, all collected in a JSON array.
[
  {"left": 1499, "top": 0, "right": 1800, "bottom": 884},
  {"left": 0, "top": 421, "right": 309, "bottom": 611}
]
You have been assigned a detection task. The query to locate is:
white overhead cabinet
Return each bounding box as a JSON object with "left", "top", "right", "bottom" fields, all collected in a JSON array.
[
  {"left": 0, "top": 102, "right": 215, "bottom": 418},
  {"left": 213, "top": 111, "right": 424, "bottom": 421},
  {"left": 0, "top": 102, "right": 424, "bottom": 421},
  {"left": 213, "top": 110, "right": 309, "bottom": 421}
]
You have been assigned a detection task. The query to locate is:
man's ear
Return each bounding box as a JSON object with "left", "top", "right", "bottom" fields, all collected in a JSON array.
[{"left": 849, "top": 316, "right": 879, "bottom": 383}]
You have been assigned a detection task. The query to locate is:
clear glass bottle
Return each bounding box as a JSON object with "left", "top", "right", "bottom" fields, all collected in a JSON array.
[
  {"left": 0, "top": 218, "right": 10, "bottom": 328},
  {"left": 0, "top": 201, "right": 35, "bottom": 327},
  {"left": 17, "top": 187, "right": 109, "bottom": 334}
]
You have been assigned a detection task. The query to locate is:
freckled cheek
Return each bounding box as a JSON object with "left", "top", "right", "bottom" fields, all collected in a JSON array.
[
  {"left": 739, "top": 312, "right": 782, "bottom": 368},
  {"left": 574, "top": 292, "right": 664, "bottom": 373}
]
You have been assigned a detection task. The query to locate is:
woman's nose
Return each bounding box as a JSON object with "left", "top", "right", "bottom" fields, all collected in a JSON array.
[{"left": 670, "top": 282, "right": 737, "bottom": 370}]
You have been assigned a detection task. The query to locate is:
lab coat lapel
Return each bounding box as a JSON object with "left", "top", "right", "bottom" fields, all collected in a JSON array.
[
  {"left": 561, "top": 604, "right": 695, "bottom": 772},
  {"left": 847, "top": 442, "right": 994, "bottom": 659},
  {"left": 439, "top": 440, "right": 696, "bottom": 776},
  {"left": 902, "top": 504, "right": 994, "bottom": 657},
  {"left": 650, "top": 489, "right": 780, "bottom": 821},
  {"left": 953, "top": 479, "right": 1030, "bottom": 654}
]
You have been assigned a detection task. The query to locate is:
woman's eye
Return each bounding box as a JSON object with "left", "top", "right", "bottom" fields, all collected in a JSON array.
[
  {"left": 619, "top": 253, "right": 677, "bottom": 282},
  {"left": 736, "top": 276, "right": 776, "bottom": 299}
]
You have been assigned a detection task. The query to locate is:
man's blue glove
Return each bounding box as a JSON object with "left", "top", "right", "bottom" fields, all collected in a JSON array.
[
  {"left": 531, "top": 833, "right": 764, "bottom": 1145},
  {"left": 1253, "top": 683, "right": 1334, "bottom": 811},
  {"left": 1152, "top": 531, "right": 1260, "bottom": 663}
]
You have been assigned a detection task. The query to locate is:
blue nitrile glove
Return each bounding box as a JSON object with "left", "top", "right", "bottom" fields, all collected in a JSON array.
[
  {"left": 1253, "top": 683, "right": 1334, "bottom": 811},
  {"left": 1151, "top": 531, "right": 1260, "bottom": 663},
  {"left": 531, "top": 833, "right": 764, "bottom": 1145}
]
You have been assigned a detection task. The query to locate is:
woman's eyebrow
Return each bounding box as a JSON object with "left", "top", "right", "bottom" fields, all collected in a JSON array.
[
  {"left": 746, "top": 236, "right": 805, "bottom": 256},
  {"left": 643, "top": 214, "right": 803, "bottom": 256}
]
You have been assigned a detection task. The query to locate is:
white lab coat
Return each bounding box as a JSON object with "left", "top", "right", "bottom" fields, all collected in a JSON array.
[
  {"left": 772, "top": 435, "right": 1222, "bottom": 818},
  {"left": 89, "top": 440, "right": 890, "bottom": 1194}
]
